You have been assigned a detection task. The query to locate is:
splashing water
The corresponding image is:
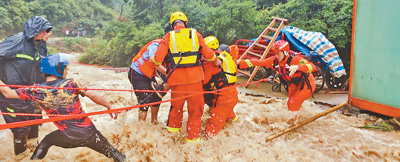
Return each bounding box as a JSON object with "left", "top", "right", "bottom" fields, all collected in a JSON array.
[{"left": 1, "top": 62, "right": 399, "bottom": 161}]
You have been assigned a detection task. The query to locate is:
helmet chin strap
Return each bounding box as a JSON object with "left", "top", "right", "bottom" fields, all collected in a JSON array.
[
  {"left": 280, "top": 51, "right": 289, "bottom": 61},
  {"left": 284, "top": 51, "right": 289, "bottom": 55},
  {"left": 171, "top": 20, "right": 187, "bottom": 29}
]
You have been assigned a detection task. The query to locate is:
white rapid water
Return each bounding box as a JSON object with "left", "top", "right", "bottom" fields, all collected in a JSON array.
[{"left": 0, "top": 61, "right": 399, "bottom": 162}]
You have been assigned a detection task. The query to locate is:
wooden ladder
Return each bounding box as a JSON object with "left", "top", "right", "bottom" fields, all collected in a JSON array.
[{"left": 238, "top": 17, "right": 289, "bottom": 87}]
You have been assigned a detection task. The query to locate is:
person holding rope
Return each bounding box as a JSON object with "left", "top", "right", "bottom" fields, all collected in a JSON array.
[
  {"left": 0, "top": 16, "right": 52, "bottom": 155},
  {"left": 203, "top": 36, "right": 238, "bottom": 138},
  {"left": 238, "top": 40, "right": 317, "bottom": 112},
  {"left": 0, "top": 54, "right": 126, "bottom": 161},
  {"left": 128, "top": 39, "right": 167, "bottom": 124},
  {"left": 150, "top": 11, "right": 220, "bottom": 142}
]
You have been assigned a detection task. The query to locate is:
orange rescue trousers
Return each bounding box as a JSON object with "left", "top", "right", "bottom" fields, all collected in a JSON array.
[
  {"left": 205, "top": 86, "right": 238, "bottom": 138},
  {"left": 287, "top": 82, "right": 315, "bottom": 111},
  {"left": 167, "top": 81, "right": 204, "bottom": 140}
]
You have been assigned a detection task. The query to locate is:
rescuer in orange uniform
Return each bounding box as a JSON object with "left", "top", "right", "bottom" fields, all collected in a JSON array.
[
  {"left": 203, "top": 36, "right": 238, "bottom": 138},
  {"left": 217, "top": 43, "right": 240, "bottom": 121},
  {"left": 238, "top": 40, "right": 316, "bottom": 111},
  {"left": 150, "top": 11, "right": 220, "bottom": 142}
]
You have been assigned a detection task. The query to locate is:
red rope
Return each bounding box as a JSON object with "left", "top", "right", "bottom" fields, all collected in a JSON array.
[
  {"left": 0, "top": 60, "right": 270, "bottom": 130},
  {"left": 0, "top": 82, "right": 251, "bottom": 130},
  {"left": 0, "top": 84, "right": 170, "bottom": 93},
  {"left": 0, "top": 94, "right": 173, "bottom": 130}
]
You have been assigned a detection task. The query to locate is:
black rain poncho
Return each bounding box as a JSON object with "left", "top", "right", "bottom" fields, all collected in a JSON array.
[
  {"left": 0, "top": 16, "right": 52, "bottom": 134},
  {"left": 0, "top": 16, "right": 52, "bottom": 85}
]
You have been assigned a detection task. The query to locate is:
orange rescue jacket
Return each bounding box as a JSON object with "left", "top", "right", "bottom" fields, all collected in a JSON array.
[{"left": 131, "top": 39, "right": 162, "bottom": 78}]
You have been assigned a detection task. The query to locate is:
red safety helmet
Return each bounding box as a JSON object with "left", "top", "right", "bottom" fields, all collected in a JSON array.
[{"left": 271, "top": 40, "right": 290, "bottom": 52}]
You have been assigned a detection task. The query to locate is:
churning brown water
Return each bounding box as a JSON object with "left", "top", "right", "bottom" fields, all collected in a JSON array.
[{"left": 1, "top": 62, "right": 399, "bottom": 162}]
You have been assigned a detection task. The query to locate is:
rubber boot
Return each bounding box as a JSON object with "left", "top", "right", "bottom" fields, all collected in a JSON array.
[
  {"left": 110, "top": 149, "right": 126, "bottom": 162},
  {"left": 13, "top": 133, "right": 28, "bottom": 155},
  {"left": 30, "top": 145, "right": 48, "bottom": 160},
  {"left": 28, "top": 125, "right": 39, "bottom": 139},
  {"left": 30, "top": 147, "right": 45, "bottom": 160},
  {"left": 28, "top": 107, "right": 42, "bottom": 139}
]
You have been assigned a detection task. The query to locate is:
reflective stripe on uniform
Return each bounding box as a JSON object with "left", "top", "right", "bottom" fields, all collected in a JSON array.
[
  {"left": 186, "top": 138, "right": 200, "bottom": 142},
  {"left": 245, "top": 59, "right": 253, "bottom": 67},
  {"left": 233, "top": 117, "right": 238, "bottom": 122},
  {"left": 170, "top": 31, "right": 178, "bottom": 53},
  {"left": 191, "top": 29, "right": 196, "bottom": 52},
  {"left": 279, "top": 42, "right": 289, "bottom": 50},
  {"left": 6, "top": 107, "right": 16, "bottom": 117},
  {"left": 151, "top": 57, "right": 162, "bottom": 66},
  {"left": 306, "top": 64, "right": 313, "bottom": 73},
  {"left": 206, "top": 54, "right": 216, "bottom": 62},
  {"left": 167, "top": 127, "right": 180, "bottom": 133},
  {"left": 16, "top": 54, "right": 34, "bottom": 61},
  {"left": 168, "top": 28, "right": 200, "bottom": 54},
  {"left": 218, "top": 51, "right": 237, "bottom": 84}
]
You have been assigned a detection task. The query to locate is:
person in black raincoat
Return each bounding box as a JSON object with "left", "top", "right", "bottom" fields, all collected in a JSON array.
[{"left": 0, "top": 16, "right": 52, "bottom": 155}]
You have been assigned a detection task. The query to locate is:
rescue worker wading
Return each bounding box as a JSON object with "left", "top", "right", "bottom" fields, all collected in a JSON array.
[
  {"left": 0, "top": 16, "right": 52, "bottom": 155},
  {"left": 150, "top": 11, "right": 220, "bottom": 142},
  {"left": 0, "top": 54, "right": 126, "bottom": 161},
  {"left": 128, "top": 39, "right": 167, "bottom": 124},
  {"left": 203, "top": 36, "right": 238, "bottom": 138},
  {"left": 238, "top": 40, "right": 316, "bottom": 111}
]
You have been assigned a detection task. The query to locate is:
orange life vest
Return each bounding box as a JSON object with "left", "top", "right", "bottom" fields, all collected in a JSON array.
[
  {"left": 273, "top": 52, "right": 312, "bottom": 91},
  {"left": 131, "top": 39, "right": 162, "bottom": 78}
]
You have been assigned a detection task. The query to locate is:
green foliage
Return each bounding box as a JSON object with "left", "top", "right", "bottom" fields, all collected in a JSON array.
[
  {"left": 80, "top": 20, "right": 164, "bottom": 67},
  {"left": 100, "top": 0, "right": 115, "bottom": 8},
  {"left": 358, "top": 120, "right": 394, "bottom": 132},
  {"left": 0, "top": 7, "right": 12, "bottom": 36},
  {"left": 264, "top": 0, "right": 353, "bottom": 48},
  {"left": 82, "top": 0, "right": 352, "bottom": 68},
  {"left": 254, "top": 0, "right": 287, "bottom": 10},
  {"left": 47, "top": 46, "right": 59, "bottom": 54},
  {"left": 204, "top": 0, "right": 265, "bottom": 44},
  {"left": 125, "top": 0, "right": 166, "bottom": 27},
  {"left": 28, "top": 0, "right": 117, "bottom": 37},
  {"left": 0, "top": 0, "right": 118, "bottom": 37},
  {"left": 0, "top": 0, "right": 353, "bottom": 68},
  {"left": 79, "top": 39, "right": 112, "bottom": 65},
  {"left": 0, "top": 0, "right": 31, "bottom": 37},
  {"left": 62, "top": 37, "right": 91, "bottom": 52}
]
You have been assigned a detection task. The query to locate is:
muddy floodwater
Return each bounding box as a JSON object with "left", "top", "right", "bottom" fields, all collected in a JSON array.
[{"left": 1, "top": 60, "right": 400, "bottom": 162}]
